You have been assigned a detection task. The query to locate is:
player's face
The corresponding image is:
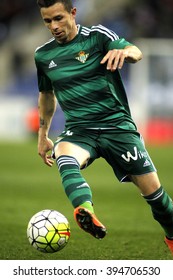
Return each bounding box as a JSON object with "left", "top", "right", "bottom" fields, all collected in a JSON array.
[{"left": 40, "top": 3, "right": 77, "bottom": 44}]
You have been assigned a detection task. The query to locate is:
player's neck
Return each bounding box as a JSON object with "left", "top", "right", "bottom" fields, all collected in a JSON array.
[{"left": 57, "top": 24, "right": 78, "bottom": 45}]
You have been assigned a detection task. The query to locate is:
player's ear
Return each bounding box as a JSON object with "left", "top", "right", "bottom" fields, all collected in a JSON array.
[{"left": 71, "top": 7, "right": 77, "bottom": 18}]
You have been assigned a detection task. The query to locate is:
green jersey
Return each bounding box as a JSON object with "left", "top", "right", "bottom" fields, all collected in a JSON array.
[{"left": 35, "top": 24, "right": 135, "bottom": 130}]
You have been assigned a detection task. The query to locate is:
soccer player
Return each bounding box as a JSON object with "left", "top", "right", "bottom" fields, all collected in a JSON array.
[{"left": 35, "top": 0, "right": 173, "bottom": 254}]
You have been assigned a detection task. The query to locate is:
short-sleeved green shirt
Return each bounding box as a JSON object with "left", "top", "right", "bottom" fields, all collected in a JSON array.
[{"left": 35, "top": 24, "right": 135, "bottom": 130}]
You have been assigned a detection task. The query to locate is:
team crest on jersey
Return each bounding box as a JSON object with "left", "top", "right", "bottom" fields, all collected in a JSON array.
[{"left": 75, "top": 51, "right": 89, "bottom": 63}]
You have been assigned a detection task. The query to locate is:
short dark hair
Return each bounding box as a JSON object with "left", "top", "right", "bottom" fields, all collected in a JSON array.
[{"left": 37, "top": 0, "right": 73, "bottom": 12}]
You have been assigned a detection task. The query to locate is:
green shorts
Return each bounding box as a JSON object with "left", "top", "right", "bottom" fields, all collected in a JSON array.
[{"left": 53, "top": 128, "right": 156, "bottom": 182}]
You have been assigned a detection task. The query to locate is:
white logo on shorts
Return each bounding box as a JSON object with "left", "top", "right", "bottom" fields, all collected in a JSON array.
[
  {"left": 65, "top": 130, "right": 73, "bottom": 136},
  {"left": 121, "top": 146, "right": 150, "bottom": 166},
  {"left": 121, "top": 146, "right": 138, "bottom": 162},
  {"left": 143, "top": 159, "right": 151, "bottom": 167}
]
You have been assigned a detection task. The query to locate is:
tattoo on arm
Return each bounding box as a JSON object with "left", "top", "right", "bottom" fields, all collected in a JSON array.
[{"left": 39, "top": 118, "right": 45, "bottom": 128}]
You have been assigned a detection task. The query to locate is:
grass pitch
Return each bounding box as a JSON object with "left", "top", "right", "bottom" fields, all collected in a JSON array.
[{"left": 0, "top": 139, "right": 173, "bottom": 260}]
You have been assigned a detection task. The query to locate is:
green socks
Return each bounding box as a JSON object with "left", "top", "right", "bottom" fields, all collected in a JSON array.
[
  {"left": 56, "top": 156, "right": 93, "bottom": 209},
  {"left": 144, "top": 186, "right": 173, "bottom": 238}
]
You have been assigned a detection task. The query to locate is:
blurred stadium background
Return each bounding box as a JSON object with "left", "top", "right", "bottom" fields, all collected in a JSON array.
[
  {"left": 0, "top": 0, "right": 173, "bottom": 143},
  {"left": 1, "top": 0, "right": 173, "bottom": 260}
]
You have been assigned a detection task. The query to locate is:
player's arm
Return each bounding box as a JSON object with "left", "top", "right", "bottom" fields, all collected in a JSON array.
[
  {"left": 100, "top": 45, "right": 142, "bottom": 72},
  {"left": 38, "top": 90, "right": 57, "bottom": 167}
]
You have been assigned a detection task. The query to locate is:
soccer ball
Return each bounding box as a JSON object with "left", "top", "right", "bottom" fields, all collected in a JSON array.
[{"left": 27, "top": 209, "right": 70, "bottom": 253}]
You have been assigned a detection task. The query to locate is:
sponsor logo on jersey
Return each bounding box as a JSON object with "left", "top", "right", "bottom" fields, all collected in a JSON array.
[
  {"left": 75, "top": 51, "right": 89, "bottom": 63},
  {"left": 48, "top": 60, "right": 57, "bottom": 69}
]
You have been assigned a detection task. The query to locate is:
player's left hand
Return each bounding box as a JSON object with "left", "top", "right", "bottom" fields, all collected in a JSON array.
[{"left": 100, "top": 49, "right": 128, "bottom": 72}]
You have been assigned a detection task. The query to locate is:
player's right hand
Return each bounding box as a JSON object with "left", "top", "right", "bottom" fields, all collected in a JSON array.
[{"left": 38, "top": 137, "right": 54, "bottom": 167}]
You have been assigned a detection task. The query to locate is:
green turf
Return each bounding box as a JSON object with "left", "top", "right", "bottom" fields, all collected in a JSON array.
[{"left": 0, "top": 139, "right": 173, "bottom": 260}]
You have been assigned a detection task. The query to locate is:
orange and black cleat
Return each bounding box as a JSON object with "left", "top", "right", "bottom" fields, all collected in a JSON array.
[
  {"left": 164, "top": 236, "right": 173, "bottom": 255},
  {"left": 74, "top": 207, "right": 107, "bottom": 239}
]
